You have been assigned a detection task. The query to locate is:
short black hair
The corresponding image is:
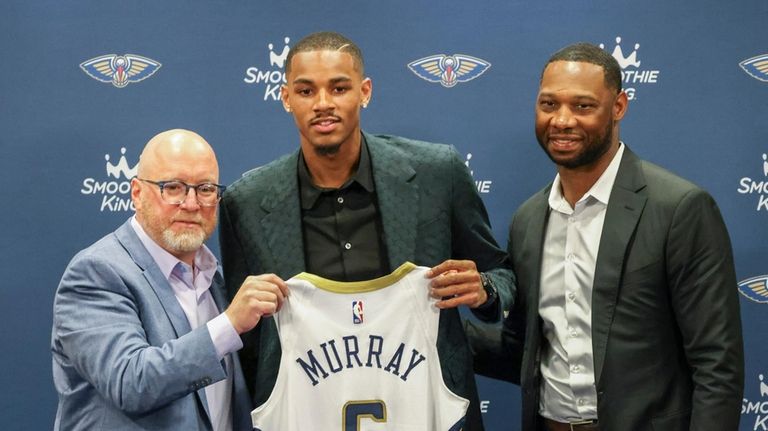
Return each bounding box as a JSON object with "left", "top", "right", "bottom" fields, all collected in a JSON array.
[
  {"left": 285, "top": 31, "right": 364, "bottom": 76},
  {"left": 543, "top": 42, "right": 622, "bottom": 93}
]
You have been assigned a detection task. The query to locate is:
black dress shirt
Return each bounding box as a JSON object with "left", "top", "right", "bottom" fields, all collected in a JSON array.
[{"left": 297, "top": 138, "right": 390, "bottom": 282}]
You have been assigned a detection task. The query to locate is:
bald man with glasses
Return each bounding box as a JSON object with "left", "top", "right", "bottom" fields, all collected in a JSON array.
[{"left": 52, "top": 129, "right": 288, "bottom": 431}]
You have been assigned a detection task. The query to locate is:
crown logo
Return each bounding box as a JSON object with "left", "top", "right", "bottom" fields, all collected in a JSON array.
[
  {"left": 268, "top": 37, "right": 291, "bottom": 68},
  {"left": 763, "top": 153, "right": 768, "bottom": 177},
  {"left": 759, "top": 374, "right": 768, "bottom": 397},
  {"left": 465, "top": 153, "right": 475, "bottom": 176},
  {"left": 105, "top": 147, "right": 138, "bottom": 179},
  {"left": 599, "top": 37, "right": 641, "bottom": 69}
]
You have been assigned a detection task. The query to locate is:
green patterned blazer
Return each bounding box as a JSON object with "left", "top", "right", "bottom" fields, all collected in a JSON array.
[{"left": 219, "top": 132, "right": 514, "bottom": 430}]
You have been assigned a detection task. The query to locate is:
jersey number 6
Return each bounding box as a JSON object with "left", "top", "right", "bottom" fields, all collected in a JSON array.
[{"left": 342, "top": 400, "right": 386, "bottom": 430}]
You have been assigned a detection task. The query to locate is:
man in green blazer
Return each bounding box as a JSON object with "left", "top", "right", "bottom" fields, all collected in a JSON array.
[
  {"left": 468, "top": 43, "right": 744, "bottom": 431},
  {"left": 219, "top": 31, "right": 513, "bottom": 430}
]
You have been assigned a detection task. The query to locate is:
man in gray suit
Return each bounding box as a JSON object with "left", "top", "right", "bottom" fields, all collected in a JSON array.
[
  {"left": 219, "top": 31, "right": 513, "bottom": 430},
  {"left": 52, "top": 129, "right": 287, "bottom": 430},
  {"left": 468, "top": 43, "right": 744, "bottom": 430}
]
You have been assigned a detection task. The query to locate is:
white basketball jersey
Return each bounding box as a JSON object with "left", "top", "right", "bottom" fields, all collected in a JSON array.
[{"left": 251, "top": 262, "right": 469, "bottom": 431}]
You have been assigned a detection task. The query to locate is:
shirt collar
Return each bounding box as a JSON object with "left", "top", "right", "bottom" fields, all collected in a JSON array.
[
  {"left": 548, "top": 142, "right": 625, "bottom": 212},
  {"left": 298, "top": 134, "right": 375, "bottom": 210},
  {"left": 129, "top": 215, "right": 218, "bottom": 283}
]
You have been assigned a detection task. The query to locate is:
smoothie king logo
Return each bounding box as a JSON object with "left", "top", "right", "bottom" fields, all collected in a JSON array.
[
  {"left": 80, "top": 147, "right": 138, "bottom": 212},
  {"left": 743, "top": 373, "right": 768, "bottom": 429},
  {"left": 243, "top": 36, "right": 291, "bottom": 101},
  {"left": 737, "top": 153, "right": 768, "bottom": 211},
  {"left": 598, "top": 36, "right": 660, "bottom": 101},
  {"left": 465, "top": 153, "right": 492, "bottom": 194}
]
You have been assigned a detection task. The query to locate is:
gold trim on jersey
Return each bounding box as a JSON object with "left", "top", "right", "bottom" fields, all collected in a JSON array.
[{"left": 293, "top": 261, "right": 418, "bottom": 293}]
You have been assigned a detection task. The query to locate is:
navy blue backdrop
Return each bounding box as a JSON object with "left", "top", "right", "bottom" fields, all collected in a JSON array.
[{"left": 1, "top": 1, "right": 766, "bottom": 429}]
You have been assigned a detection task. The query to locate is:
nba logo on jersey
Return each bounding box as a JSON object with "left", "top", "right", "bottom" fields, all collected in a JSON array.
[{"left": 352, "top": 301, "right": 364, "bottom": 324}]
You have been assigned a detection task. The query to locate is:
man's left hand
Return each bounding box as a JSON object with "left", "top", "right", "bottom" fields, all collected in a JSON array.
[{"left": 427, "top": 259, "right": 487, "bottom": 309}]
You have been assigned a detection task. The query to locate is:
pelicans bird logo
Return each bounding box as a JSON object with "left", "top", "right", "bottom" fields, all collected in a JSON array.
[
  {"left": 739, "top": 54, "right": 768, "bottom": 82},
  {"left": 408, "top": 54, "right": 491, "bottom": 88},
  {"left": 80, "top": 54, "right": 162, "bottom": 88},
  {"left": 738, "top": 275, "right": 768, "bottom": 303}
]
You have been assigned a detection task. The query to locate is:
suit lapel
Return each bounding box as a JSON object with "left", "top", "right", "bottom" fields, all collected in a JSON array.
[
  {"left": 115, "top": 221, "right": 192, "bottom": 338},
  {"left": 259, "top": 152, "right": 306, "bottom": 277},
  {"left": 114, "top": 220, "right": 214, "bottom": 425},
  {"left": 523, "top": 189, "right": 550, "bottom": 362},
  {"left": 591, "top": 148, "right": 647, "bottom": 385},
  {"left": 366, "top": 133, "right": 419, "bottom": 270},
  {"left": 208, "top": 270, "right": 228, "bottom": 312}
]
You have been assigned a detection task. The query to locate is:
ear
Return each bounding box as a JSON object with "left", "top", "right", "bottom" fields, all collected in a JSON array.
[
  {"left": 280, "top": 85, "right": 291, "bottom": 113},
  {"left": 360, "top": 77, "right": 372, "bottom": 107},
  {"left": 130, "top": 177, "right": 143, "bottom": 210},
  {"left": 614, "top": 90, "right": 628, "bottom": 121}
]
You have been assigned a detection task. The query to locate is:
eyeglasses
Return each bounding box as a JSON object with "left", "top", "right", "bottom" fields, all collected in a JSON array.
[{"left": 137, "top": 178, "right": 226, "bottom": 207}]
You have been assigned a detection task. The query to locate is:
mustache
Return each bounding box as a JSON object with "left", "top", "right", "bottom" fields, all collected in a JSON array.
[{"left": 310, "top": 115, "right": 341, "bottom": 124}]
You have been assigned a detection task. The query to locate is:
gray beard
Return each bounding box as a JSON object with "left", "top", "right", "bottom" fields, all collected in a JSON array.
[{"left": 162, "top": 229, "right": 205, "bottom": 254}]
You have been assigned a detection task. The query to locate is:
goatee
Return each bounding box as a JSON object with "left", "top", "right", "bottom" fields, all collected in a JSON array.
[{"left": 315, "top": 143, "right": 341, "bottom": 156}]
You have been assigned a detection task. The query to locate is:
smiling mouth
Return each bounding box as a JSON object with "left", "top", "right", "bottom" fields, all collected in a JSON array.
[{"left": 548, "top": 135, "right": 582, "bottom": 148}]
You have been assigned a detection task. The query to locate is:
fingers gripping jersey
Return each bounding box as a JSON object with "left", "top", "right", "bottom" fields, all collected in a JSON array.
[{"left": 251, "top": 262, "right": 469, "bottom": 430}]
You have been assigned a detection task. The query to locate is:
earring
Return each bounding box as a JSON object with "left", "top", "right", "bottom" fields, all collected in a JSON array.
[
  {"left": 285, "top": 106, "right": 292, "bottom": 113},
  {"left": 361, "top": 101, "right": 369, "bottom": 109}
]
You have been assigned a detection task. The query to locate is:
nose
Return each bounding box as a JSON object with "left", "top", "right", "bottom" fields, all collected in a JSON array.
[
  {"left": 179, "top": 187, "right": 201, "bottom": 210},
  {"left": 553, "top": 107, "right": 576, "bottom": 129},
  {"left": 313, "top": 89, "right": 334, "bottom": 111}
]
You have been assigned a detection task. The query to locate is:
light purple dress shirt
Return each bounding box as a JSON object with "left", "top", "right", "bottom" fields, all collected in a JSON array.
[{"left": 130, "top": 216, "right": 242, "bottom": 431}]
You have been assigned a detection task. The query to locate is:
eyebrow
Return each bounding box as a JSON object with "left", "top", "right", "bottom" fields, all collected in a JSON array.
[
  {"left": 292, "top": 76, "right": 353, "bottom": 85},
  {"left": 538, "top": 92, "right": 598, "bottom": 101}
]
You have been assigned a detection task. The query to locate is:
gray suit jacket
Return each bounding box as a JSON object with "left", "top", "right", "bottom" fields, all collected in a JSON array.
[
  {"left": 219, "top": 132, "right": 514, "bottom": 430},
  {"left": 469, "top": 148, "right": 743, "bottom": 431},
  {"left": 52, "top": 220, "right": 252, "bottom": 430}
]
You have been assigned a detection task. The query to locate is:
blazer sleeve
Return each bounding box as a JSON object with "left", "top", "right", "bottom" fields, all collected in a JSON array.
[
  {"left": 446, "top": 146, "right": 516, "bottom": 322},
  {"left": 218, "top": 193, "right": 265, "bottom": 401},
  {"left": 465, "top": 210, "right": 528, "bottom": 385},
  {"left": 53, "top": 252, "right": 227, "bottom": 415},
  {"left": 464, "top": 320, "right": 520, "bottom": 385},
  {"left": 219, "top": 197, "right": 255, "bottom": 301},
  {"left": 666, "top": 188, "right": 744, "bottom": 429},
  {"left": 464, "top": 316, "right": 523, "bottom": 385}
]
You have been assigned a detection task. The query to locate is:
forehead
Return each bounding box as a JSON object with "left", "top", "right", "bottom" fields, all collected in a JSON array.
[
  {"left": 288, "top": 50, "right": 361, "bottom": 80},
  {"left": 144, "top": 149, "right": 218, "bottom": 182},
  {"left": 539, "top": 61, "right": 609, "bottom": 96}
]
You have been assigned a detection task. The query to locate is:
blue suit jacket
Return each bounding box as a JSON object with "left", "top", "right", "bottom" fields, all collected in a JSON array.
[
  {"left": 219, "top": 133, "right": 514, "bottom": 430},
  {"left": 52, "top": 219, "right": 252, "bottom": 430}
]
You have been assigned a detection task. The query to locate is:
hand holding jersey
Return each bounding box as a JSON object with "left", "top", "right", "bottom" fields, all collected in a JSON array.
[
  {"left": 225, "top": 273, "right": 289, "bottom": 334},
  {"left": 428, "top": 259, "right": 488, "bottom": 309}
]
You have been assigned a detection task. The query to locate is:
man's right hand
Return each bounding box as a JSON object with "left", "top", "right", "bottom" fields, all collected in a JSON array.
[{"left": 225, "top": 274, "right": 289, "bottom": 334}]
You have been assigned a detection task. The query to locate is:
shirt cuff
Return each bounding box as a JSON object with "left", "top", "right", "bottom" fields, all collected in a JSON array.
[{"left": 207, "top": 313, "right": 244, "bottom": 359}]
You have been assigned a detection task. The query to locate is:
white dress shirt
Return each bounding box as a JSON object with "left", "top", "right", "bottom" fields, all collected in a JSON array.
[
  {"left": 131, "top": 217, "right": 242, "bottom": 431},
  {"left": 538, "top": 144, "right": 624, "bottom": 422}
]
